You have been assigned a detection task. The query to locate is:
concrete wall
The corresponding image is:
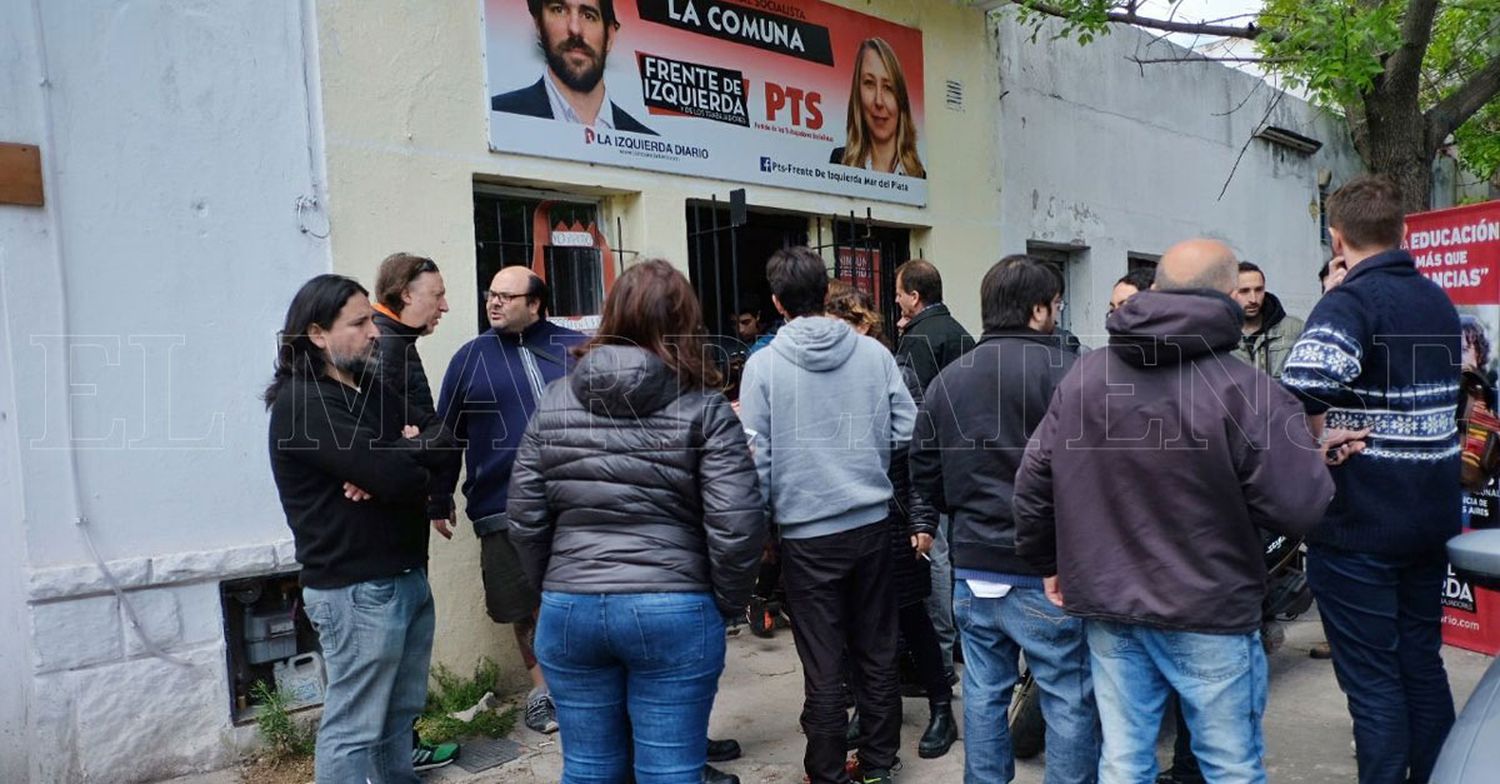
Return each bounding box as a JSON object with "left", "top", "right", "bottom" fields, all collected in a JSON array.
[
  {"left": 0, "top": 0, "right": 331, "bottom": 780},
  {"left": 315, "top": 0, "right": 1003, "bottom": 685},
  {"left": 993, "top": 10, "right": 1366, "bottom": 342}
]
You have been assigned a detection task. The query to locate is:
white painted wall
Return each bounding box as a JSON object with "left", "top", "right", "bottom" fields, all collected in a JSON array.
[
  {"left": 0, "top": 0, "right": 331, "bottom": 780},
  {"left": 993, "top": 10, "right": 1366, "bottom": 343}
]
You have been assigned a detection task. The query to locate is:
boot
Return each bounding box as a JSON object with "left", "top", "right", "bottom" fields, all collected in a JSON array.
[
  {"left": 918, "top": 699, "right": 957, "bottom": 759},
  {"left": 707, "top": 738, "right": 742, "bottom": 763},
  {"left": 703, "top": 764, "right": 740, "bottom": 784}
]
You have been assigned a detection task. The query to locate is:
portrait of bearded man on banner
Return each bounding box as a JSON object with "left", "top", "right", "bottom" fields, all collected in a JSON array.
[{"left": 491, "top": 0, "right": 657, "bottom": 135}]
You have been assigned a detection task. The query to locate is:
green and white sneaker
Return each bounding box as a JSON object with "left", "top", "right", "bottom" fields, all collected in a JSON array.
[{"left": 412, "top": 739, "right": 460, "bottom": 773}]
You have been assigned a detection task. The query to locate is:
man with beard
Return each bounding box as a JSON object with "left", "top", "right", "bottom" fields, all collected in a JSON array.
[
  {"left": 265, "top": 275, "right": 453, "bottom": 784},
  {"left": 1231, "top": 261, "right": 1305, "bottom": 379},
  {"left": 492, "top": 0, "right": 656, "bottom": 135}
]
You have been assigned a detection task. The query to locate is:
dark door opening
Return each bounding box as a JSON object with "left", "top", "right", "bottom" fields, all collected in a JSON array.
[
  {"left": 686, "top": 204, "right": 808, "bottom": 342},
  {"left": 824, "top": 216, "right": 911, "bottom": 339}
]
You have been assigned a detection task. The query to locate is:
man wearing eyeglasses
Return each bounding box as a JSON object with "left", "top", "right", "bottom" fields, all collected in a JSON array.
[{"left": 432, "top": 265, "right": 586, "bottom": 735}]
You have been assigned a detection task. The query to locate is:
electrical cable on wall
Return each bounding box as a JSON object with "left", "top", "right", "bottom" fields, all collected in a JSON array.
[{"left": 29, "top": 0, "right": 191, "bottom": 668}]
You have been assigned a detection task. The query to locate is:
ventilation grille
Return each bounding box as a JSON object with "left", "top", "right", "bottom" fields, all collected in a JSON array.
[{"left": 945, "top": 79, "right": 964, "bottom": 112}]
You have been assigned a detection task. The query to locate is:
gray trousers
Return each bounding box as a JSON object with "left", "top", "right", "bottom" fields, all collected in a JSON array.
[{"left": 924, "top": 514, "right": 956, "bottom": 672}]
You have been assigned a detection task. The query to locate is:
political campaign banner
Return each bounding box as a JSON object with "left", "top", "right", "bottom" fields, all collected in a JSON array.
[
  {"left": 484, "top": 0, "right": 928, "bottom": 206},
  {"left": 1413, "top": 200, "right": 1500, "bottom": 655}
]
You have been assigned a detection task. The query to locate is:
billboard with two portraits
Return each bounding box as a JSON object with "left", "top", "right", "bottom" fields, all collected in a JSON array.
[{"left": 484, "top": 0, "right": 929, "bottom": 206}]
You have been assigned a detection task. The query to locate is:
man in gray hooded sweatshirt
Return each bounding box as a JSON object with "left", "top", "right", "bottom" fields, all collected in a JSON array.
[{"left": 739, "top": 246, "right": 917, "bottom": 784}]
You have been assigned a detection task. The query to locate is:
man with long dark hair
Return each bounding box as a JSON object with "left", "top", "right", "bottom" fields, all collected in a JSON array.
[{"left": 264, "top": 274, "right": 452, "bottom": 784}]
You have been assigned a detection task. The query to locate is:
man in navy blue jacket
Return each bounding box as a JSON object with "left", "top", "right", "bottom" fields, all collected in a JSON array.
[
  {"left": 1281, "top": 175, "right": 1463, "bottom": 784},
  {"left": 434, "top": 265, "right": 586, "bottom": 734}
]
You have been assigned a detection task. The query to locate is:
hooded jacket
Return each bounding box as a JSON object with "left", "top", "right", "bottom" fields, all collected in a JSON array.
[
  {"left": 738, "top": 316, "right": 917, "bottom": 539},
  {"left": 911, "top": 329, "right": 1077, "bottom": 581},
  {"left": 1013, "top": 290, "right": 1334, "bottom": 634},
  {"left": 506, "top": 346, "right": 766, "bottom": 617},
  {"left": 1231, "top": 292, "right": 1305, "bottom": 378}
]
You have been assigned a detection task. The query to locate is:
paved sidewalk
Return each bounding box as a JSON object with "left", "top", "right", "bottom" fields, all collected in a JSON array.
[
  {"left": 439, "top": 610, "right": 1491, "bottom": 784},
  {"left": 162, "top": 609, "right": 1492, "bottom": 784}
]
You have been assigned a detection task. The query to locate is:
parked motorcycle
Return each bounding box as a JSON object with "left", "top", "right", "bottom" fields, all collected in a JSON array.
[
  {"left": 1007, "top": 530, "right": 1313, "bottom": 759},
  {"left": 1431, "top": 529, "right": 1500, "bottom": 783}
]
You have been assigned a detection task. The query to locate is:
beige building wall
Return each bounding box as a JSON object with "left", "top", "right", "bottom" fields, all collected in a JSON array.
[{"left": 316, "top": 0, "right": 1003, "bottom": 685}]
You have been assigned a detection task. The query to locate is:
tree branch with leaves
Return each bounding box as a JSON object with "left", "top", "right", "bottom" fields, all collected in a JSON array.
[{"left": 1012, "top": 0, "right": 1500, "bottom": 211}]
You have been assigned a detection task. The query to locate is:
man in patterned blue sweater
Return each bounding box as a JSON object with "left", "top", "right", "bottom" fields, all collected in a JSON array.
[{"left": 1281, "top": 175, "right": 1462, "bottom": 784}]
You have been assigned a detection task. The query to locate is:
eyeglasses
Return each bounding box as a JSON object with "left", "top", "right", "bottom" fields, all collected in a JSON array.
[{"left": 484, "top": 290, "right": 527, "bottom": 304}]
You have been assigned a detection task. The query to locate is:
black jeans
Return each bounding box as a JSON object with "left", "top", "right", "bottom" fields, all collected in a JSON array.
[
  {"left": 1307, "top": 544, "right": 1455, "bottom": 784},
  {"left": 782, "top": 522, "right": 901, "bottom": 783}
]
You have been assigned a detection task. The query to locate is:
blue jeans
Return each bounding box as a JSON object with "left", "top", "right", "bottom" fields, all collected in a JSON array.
[
  {"left": 535, "top": 591, "right": 725, "bottom": 784},
  {"left": 953, "top": 582, "right": 1099, "bottom": 784},
  {"left": 1087, "top": 621, "right": 1267, "bottom": 784},
  {"left": 1306, "top": 545, "right": 1454, "bottom": 784},
  {"left": 301, "top": 570, "right": 435, "bottom": 784}
]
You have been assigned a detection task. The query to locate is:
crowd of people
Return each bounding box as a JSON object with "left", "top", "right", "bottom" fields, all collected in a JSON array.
[{"left": 265, "top": 173, "right": 1465, "bottom": 784}]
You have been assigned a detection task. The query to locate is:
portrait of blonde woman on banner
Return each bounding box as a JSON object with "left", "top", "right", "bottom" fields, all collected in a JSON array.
[{"left": 829, "top": 37, "right": 926, "bottom": 178}]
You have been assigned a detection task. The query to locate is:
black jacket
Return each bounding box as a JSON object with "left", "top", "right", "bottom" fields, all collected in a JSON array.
[
  {"left": 889, "top": 358, "right": 939, "bottom": 607},
  {"left": 373, "top": 311, "right": 436, "bottom": 419},
  {"left": 507, "top": 346, "right": 767, "bottom": 617},
  {"left": 267, "top": 374, "right": 452, "bottom": 588},
  {"left": 491, "top": 78, "right": 657, "bottom": 135},
  {"left": 1013, "top": 290, "right": 1334, "bottom": 633},
  {"left": 911, "top": 330, "right": 1076, "bottom": 578},
  {"left": 897, "top": 303, "right": 973, "bottom": 391}
]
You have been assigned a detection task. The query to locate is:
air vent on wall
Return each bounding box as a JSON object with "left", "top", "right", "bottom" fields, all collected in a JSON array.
[
  {"left": 1255, "top": 125, "right": 1323, "bottom": 155},
  {"left": 945, "top": 80, "right": 964, "bottom": 112}
]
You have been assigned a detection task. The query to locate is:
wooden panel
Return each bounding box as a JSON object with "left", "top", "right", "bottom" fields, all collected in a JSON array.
[{"left": 0, "top": 143, "right": 44, "bottom": 207}]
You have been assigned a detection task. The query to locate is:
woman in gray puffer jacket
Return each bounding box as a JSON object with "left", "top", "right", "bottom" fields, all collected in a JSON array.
[{"left": 507, "top": 259, "right": 767, "bottom": 784}]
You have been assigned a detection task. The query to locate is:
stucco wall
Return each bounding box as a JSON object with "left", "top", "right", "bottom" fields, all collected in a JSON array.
[
  {"left": 315, "top": 0, "right": 1003, "bottom": 684},
  {"left": 993, "top": 10, "right": 1366, "bottom": 341},
  {"left": 0, "top": 0, "right": 331, "bottom": 779}
]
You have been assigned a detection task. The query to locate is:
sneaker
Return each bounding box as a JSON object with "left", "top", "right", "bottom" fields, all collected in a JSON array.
[
  {"left": 861, "top": 767, "right": 892, "bottom": 784},
  {"left": 412, "top": 739, "right": 459, "bottom": 772},
  {"left": 525, "top": 692, "right": 560, "bottom": 734}
]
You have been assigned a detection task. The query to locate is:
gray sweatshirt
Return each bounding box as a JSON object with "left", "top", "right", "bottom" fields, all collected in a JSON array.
[{"left": 738, "top": 316, "right": 916, "bottom": 539}]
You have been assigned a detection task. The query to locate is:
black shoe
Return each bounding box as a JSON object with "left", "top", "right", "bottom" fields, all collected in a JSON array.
[
  {"left": 918, "top": 700, "right": 957, "bottom": 759},
  {"left": 1156, "top": 769, "right": 1207, "bottom": 784},
  {"left": 704, "top": 763, "right": 740, "bottom": 784},
  {"left": 845, "top": 710, "right": 861, "bottom": 750},
  {"left": 860, "top": 767, "right": 892, "bottom": 784},
  {"left": 707, "top": 738, "right": 742, "bottom": 763}
]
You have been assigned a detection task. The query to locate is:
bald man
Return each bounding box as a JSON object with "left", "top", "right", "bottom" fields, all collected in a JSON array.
[
  {"left": 1014, "top": 239, "right": 1335, "bottom": 784},
  {"left": 433, "top": 266, "right": 587, "bottom": 735}
]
